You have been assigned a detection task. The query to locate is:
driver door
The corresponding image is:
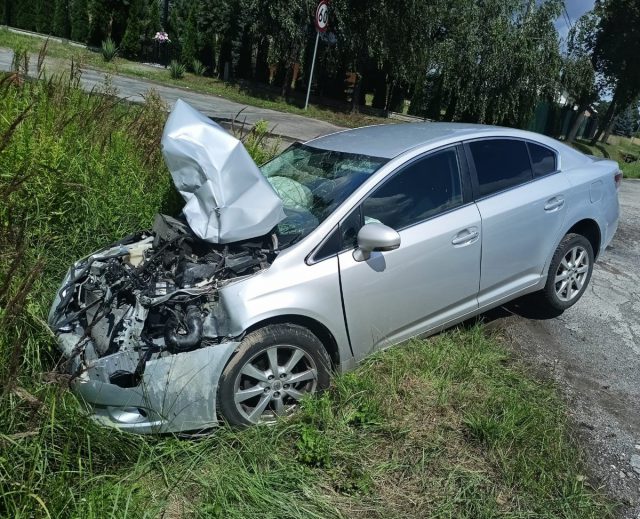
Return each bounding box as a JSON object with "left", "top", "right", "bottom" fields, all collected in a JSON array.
[{"left": 337, "top": 146, "right": 482, "bottom": 360}]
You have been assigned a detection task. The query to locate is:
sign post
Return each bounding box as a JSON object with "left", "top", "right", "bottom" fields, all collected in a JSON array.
[{"left": 305, "top": 1, "right": 329, "bottom": 110}]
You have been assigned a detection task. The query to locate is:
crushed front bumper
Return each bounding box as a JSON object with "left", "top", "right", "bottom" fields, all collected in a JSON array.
[{"left": 59, "top": 334, "right": 239, "bottom": 434}]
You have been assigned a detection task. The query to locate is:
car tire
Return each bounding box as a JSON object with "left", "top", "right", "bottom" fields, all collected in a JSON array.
[
  {"left": 538, "top": 233, "right": 594, "bottom": 312},
  {"left": 217, "top": 324, "right": 332, "bottom": 427}
]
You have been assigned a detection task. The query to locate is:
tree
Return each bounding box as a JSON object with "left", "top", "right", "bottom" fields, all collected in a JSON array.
[
  {"left": 409, "top": 0, "right": 562, "bottom": 126},
  {"left": 35, "top": 0, "right": 54, "bottom": 34},
  {"left": 249, "top": 0, "right": 315, "bottom": 96},
  {"left": 168, "top": 0, "right": 199, "bottom": 67},
  {"left": 13, "top": 0, "right": 37, "bottom": 30},
  {"left": 53, "top": 0, "right": 71, "bottom": 38},
  {"left": 562, "top": 14, "right": 599, "bottom": 143},
  {"left": 120, "top": 0, "right": 151, "bottom": 59},
  {"left": 148, "top": 0, "right": 161, "bottom": 34},
  {"left": 331, "top": 0, "right": 390, "bottom": 111},
  {"left": 70, "top": 0, "right": 90, "bottom": 42},
  {"left": 589, "top": 0, "right": 640, "bottom": 144},
  {"left": 613, "top": 103, "right": 639, "bottom": 137},
  {"left": 87, "top": 0, "right": 111, "bottom": 46},
  {"left": 191, "top": 0, "right": 231, "bottom": 74}
]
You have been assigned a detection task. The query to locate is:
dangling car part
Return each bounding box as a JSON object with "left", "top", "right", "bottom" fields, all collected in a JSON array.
[
  {"left": 161, "top": 99, "right": 285, "bottom": 243},
  {"left": 49, "top": 100, "right": 620, "bottom": 434}
]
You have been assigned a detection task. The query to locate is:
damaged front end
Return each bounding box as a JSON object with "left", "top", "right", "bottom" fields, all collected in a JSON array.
[{"left": 48, "top": 214, "right": 277, "bottom": 433}]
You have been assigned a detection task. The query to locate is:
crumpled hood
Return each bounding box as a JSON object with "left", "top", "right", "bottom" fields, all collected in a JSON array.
[{"left": 161, "top": 99, "right": 285, "bottom": 243}]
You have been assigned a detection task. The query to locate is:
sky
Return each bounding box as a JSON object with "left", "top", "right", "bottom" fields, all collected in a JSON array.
[{"left": 554, "top": 0, "right": 596, "bottom": 43}]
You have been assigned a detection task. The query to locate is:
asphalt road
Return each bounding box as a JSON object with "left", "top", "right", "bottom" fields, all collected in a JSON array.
[
  {"left": 495, "top": 180, "right": 640, "bottom": 517},
  {"left": 0, "top": 48, "right": 343, "bottom": 143}
]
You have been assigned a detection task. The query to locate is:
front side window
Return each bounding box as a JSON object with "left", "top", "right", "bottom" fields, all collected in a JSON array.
[
  {"left": 361, "top": 148, "right": 463, "bottom": 231},
  {"left": 261, "top": 144, "right": 388, "bottom": 246},
  {"left": 469, "top": 139, "right": 532, "bottom": 197}
]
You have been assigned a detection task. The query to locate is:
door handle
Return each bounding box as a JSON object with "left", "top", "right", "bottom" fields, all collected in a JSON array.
[
  {"left": 544, "top": 196, "right": 565, "bottom": 211},
  {"left": 452, "top": 228, "right": 479, "bottom": 246}
]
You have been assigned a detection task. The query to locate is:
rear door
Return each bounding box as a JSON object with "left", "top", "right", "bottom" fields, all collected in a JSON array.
[
  {"left": 337, "top": 145, "right": 482, "bottom": 359},
  {"left": 465, "top": 138, "right": 569, "bottom": 307}
]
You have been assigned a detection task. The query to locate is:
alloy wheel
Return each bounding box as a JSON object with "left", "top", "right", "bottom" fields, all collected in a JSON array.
[
  {"left": 233, "top": 345, "right": 318, "bottom": 423},
  {"left": 554, "top": 245, "right": 590, "bottom": 302}
]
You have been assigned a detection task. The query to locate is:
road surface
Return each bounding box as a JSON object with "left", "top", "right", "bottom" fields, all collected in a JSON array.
[
  {"left": 496, "top": 180, "right": 640, "bottom": 518},
  {"left": 0, "top": 48, "right": 343, "bottom": 143}
]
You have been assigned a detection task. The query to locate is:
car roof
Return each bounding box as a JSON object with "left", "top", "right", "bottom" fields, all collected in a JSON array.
[{"left": 305, "top": 122, "right": 564, "bottom": 159}]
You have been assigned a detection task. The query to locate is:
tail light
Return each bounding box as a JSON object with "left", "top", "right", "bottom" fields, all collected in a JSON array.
[{"left": 614, "top": 170, "right": 623, "bottom": 190}]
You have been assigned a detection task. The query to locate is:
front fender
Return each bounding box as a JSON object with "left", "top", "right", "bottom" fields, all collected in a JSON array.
[{"left": 217, "top": 255, "right": 353, "bottom": 370}]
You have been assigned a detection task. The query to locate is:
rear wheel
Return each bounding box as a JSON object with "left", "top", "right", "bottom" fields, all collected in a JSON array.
[
  {"left": 539, "top": 233, "right": 594, "bottom": 312},
  {"left": 217, "top": 324, "right": 332, "bottom": 426}
]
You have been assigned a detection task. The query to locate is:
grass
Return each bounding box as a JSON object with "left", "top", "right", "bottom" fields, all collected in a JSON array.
[
  {"left": 0, "top": 27, "right": 388, "bottom": 129},
  {"left": 0, "top": 52, "right": 615, "bottom": 517},
  {"left": 571, "top": 136, "right": 640, "bottom": 179}
]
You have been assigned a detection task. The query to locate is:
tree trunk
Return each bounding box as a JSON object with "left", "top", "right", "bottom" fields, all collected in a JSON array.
[
  {"left": 601, "top": 118, "right": 616, "bottom": 144},
  {"left": 566, "top": 104, "right": 587, "bottom": 144},
  {"left": 281, "top": 62, "right": 293, "bottom": 98},
  {"left": 443, "top": 93, "right": 457, "bottom": 121},
  {"left": 254, "top": 38, "right": 270, "bottom": 83},
  {"left": 351, "top": 72, "right": 361, "bottom": 114},
  {"left": 591, "top": 89, "right": 619, "bottom": 145},
  {"left": 371, "top": 70, "right": 388, "bottom": 110}
]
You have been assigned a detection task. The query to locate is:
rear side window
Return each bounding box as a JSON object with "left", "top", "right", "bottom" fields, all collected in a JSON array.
[
  {"left": 528, "top": 142, "right": 557, "bottom": 177},
  {"left": 362, "top": 148, "right": 463, "bottom": 231},
  {"left": 469, "top": 139, "right": 532, "bottom": 197}
]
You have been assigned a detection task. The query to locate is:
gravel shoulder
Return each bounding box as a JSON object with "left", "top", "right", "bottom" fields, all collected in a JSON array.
[{"left": 492, "top": 180, "right": 640, "bottom": 517}]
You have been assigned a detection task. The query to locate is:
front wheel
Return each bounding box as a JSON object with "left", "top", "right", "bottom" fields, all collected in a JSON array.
[
  {"left": 217, "top": 324, "right": 332, "bottom": 427},
  {"left": 538, "top": 233, "right": 594, "bottom": 312}
]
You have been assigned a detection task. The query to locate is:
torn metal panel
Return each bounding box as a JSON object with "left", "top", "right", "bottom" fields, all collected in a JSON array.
[
  {"left": 73, "top": 341, "right": 238, "bottom": 434},
  {"left": 161, "top": 99, "right": 285, "bottom": 243}
]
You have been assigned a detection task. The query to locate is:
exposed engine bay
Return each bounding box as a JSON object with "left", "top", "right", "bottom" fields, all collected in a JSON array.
[{"left": 49, "top": 214, "right": 277, "bottom": 390}]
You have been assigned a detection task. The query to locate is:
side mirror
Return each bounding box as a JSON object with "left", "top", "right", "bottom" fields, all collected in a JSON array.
[{"left": 353, "top": 223, "right": 401, "bottom": 262}]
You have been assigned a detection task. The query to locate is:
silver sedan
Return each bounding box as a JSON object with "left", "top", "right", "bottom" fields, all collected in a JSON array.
[{"left": 48, "top": 114, "right": 621, "bottom": 433}]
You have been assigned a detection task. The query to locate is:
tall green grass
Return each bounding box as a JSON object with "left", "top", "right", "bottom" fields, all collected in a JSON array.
[
  {"left": 0, "top": 63, "right": 176, "bottom": 517},
  {"left": 0, "top": 57, "right": 613, "bottom": 518},
  {"left": 573, "top": 137, "right": 640, "bottom": 179}
]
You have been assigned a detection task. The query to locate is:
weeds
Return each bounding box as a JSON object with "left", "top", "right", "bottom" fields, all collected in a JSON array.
[
  {"left": 231, "top": 113, "right": 280, "bottom": 164},
  {"left": 101, "top": 37, "right": 118, "bottom": 62},
  {"left": 191, "top": 58, "right": 207, "bottom": 76},
  {"left": 10, "top": 44, "right": 29, "bottom": 75},
  {"left": 169, "top": 60, "right": 186, "bottom": 79}
]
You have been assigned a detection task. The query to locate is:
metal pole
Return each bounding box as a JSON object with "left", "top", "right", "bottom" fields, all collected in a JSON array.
[{"left": 305, "top": 32, "right": 320, "bottom": 111}]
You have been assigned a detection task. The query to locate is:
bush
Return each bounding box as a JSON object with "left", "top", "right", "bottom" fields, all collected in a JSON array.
[
  {"left": 101, "top": 37, "right": 118, "bottom": 62},
  {"left": 622, "top": 159, "right": 640, "bottom": 179},
  {"left": 169, "top": 59, "right": 186, "bottom": 79},
  {"left": 10, "top": 44, "right": 29, "bottom": 75},
  {"left": 234, "top": 118, "right": 279, "bottom": 165},
  {"left": 191, "top": 58, "right": 207, "bottom": 76}
]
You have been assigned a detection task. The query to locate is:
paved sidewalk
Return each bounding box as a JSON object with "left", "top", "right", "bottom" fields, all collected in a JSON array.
[{"left": 0, "top": 48, "right": 343, "bottom": 143}]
